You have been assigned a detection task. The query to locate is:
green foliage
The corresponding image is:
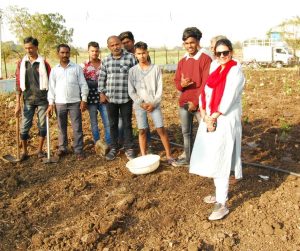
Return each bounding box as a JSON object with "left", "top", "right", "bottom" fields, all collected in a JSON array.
[
  {"left": 2, "top": 41, "right": 22, "bottom": 60},
  {"left": 278, "top": 16, "right": 300, "bottom": 53},
  {"left": 279, "top": 117, "right": 291, "bottom": 132},
  {"left": 5, "top": 6, "right": 73, "bottom": 57}
]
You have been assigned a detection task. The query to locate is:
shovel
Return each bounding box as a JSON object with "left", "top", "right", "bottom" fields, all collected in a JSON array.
[
  {"left": 42, "top": 116, "right": 59, "bottom": 164},
  {"left": 2, "top": 116, "right": 21, "bottom": 163}
]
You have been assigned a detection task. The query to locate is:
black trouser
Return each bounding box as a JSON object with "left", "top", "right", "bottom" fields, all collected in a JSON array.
[{"left": 106, "top": 100, "right": 134, "bottom": 150}]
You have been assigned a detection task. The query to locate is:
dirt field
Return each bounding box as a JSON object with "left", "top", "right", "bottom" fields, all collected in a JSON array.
[{"left": 0, "top": 68, "right": 299, "bottom": 250}]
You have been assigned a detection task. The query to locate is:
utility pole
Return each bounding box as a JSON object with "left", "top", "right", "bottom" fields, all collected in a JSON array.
[{"left": 0, "top": 9, "right": 2, "bottom": 79}]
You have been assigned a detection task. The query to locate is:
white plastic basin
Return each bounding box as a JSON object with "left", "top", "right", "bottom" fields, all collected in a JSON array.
[{"left": 126, "top": 154, "right": 160, "bottom": 175}]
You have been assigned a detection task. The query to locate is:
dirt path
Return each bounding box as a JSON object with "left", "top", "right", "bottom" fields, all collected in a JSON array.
[{"left": 0, "top": 69, "right": 299, "bottom": 250}]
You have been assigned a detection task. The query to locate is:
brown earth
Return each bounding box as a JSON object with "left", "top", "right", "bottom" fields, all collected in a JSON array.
[{"left": 0, "top": 68, "right": 299, "bottom": 251}]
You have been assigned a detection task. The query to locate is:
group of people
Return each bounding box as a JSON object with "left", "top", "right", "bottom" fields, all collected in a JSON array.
[{"left": 15, "top": 27, "right": 245, "bottom": 221}]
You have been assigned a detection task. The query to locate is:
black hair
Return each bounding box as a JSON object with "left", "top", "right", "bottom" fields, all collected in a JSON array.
[
  {"left": 119, "top": 31, "right": 135, "bottom": 42},
  {"left": 57, "top": 44, "right": 71, "bottom": 53},
  {"left": 23, "top": 36, "right": 39, "bottom": 47},
  {"left": 214, "top": 38, "right": 233, "bottom": 52},
  {"left": 182, "top": 27, "right": 202, "bottom": 41},
  {"left": 88, "top": 41, "right": 99, "bottom": 49},
  {"left": 134, "top": 41, "right": 148, "bottom": 50}
]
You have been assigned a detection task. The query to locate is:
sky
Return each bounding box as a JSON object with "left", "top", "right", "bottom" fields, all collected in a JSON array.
[{"left": 0, "top": 0, "right": 299, "bottom": 49}]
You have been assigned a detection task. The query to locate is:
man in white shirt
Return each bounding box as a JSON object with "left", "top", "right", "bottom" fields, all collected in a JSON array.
[{"left": 47, "top": 44, "right": 89, "bottom": 160}]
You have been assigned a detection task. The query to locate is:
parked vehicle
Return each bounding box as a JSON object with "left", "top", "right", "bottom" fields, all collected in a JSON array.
[{"left": 242, "top": 39, "right": 297, "bottom": 68}]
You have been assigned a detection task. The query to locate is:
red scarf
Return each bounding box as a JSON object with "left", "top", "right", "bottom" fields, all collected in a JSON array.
[{"left": 201, "top": 59, "right": 237, "bottom": 115}]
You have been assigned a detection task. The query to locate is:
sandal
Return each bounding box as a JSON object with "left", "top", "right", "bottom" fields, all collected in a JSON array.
[
  {"left": 37, "top": 151, "right": 46, "bottom": 159},
  {"left": 20, "top": 153, "right": 29, "bottom": 161},
  {"left": 167, "top": 158, "right": 176, "bottom": 165},
  {"left": 76, "top": 153, "right": 85, "bottom": 161}
]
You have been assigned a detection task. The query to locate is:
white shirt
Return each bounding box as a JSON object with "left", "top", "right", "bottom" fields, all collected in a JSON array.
[{"left": 48, "top": 61, "right": 89, "bottom": 104}]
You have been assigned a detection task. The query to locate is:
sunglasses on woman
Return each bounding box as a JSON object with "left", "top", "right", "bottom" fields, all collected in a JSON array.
[{"left": 215, "top": 50, "right": 230, "bottom": 57}]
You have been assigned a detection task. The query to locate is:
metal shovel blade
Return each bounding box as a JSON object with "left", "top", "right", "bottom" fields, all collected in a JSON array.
[
  {"left": 42, "top": 156, "right": 59, "bottom": 164},
  {"left": 2, "top": 154, "right": 21, "bottom": 163},
  {"left": 42, "top": 116, "right": 59, "bottom": 164}
]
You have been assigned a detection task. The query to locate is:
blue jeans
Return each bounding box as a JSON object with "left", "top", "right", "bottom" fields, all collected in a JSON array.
[
  {"left": 88, "top": 103, "right": 111, "bottom": 144},
  {"left": 179, "top": 107, "right": 201, "bottom": 162},
  {"left": 20, "top": 103, "right": 47, "bottom": 140}
]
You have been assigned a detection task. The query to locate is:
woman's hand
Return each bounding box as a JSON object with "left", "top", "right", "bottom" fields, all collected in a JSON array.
[{"left": 205, "top": 115, "right": 217, "bottom": 132}]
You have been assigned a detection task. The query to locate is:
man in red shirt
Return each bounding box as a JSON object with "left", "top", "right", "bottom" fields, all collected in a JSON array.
[
  {"left": 172, "top": 27, "right": 212, "bottom": 167},
  {"left": 15, "top": 36, "right": 51, "bottom": 160}
]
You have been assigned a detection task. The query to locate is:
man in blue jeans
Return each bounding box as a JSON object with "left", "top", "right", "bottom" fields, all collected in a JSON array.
[
  {"left": 81, "top": 41, "right": 111, "bottom": 149},
  {"left": 15, "top": 36, "right": 51, "bottom": 160},
  {"left": 98, "top": 35, "right": 137, "bottom": 161}
]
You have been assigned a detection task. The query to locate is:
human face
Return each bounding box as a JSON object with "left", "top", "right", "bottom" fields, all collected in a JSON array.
[
  {"left": 135, "top": 48, "right": 149, "bottom": 64},
  {"left": 183, "top": 37, "right": 199, "bottom": 56},
  {"left": 88, "top": 46, "right": 100, "bottom": 61},
  {"left": 107, "top": 37, "right": 122, "bottom": 57},
  {"left": 24, "top": 42, "right": 38, "bottom": 59},
  {"left": 215, "top": 45, "right": 232, "bottom": 65},
  {"left": 58, "top": 46, "right": 70, "bottom": 64},
  {"left": 121, "top": 38, "right": 135, "bottom": 53}
]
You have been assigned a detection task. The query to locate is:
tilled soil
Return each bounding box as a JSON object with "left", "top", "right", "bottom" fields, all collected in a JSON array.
[{"left": 0, "top": 68, "right": 299, "bottom": 251}]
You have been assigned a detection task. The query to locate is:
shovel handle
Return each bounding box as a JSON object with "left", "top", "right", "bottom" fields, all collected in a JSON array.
[
  {"left": 46, "top": 116, "right": 50, "bottom": 159},
  {"left": 16, "top": 115, "right": 20, "bottom": 160}
]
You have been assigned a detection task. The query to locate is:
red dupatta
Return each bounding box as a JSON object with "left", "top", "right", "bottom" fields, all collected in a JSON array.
[{"left": 201, "top": 59, "right": 237, "bottom": 115}]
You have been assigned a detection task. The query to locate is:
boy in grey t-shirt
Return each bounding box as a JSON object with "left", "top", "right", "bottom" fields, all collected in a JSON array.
[{"left": 128, "top": 41, "right": 174, "bottom": 164}]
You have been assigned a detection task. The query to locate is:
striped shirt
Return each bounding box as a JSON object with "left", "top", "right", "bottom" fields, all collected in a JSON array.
[{"left": 98, "top": 50, "right": 136, "bottom": 104}]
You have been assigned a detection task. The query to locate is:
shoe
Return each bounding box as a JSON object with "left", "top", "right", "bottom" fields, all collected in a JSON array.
[
  {"left": 118, "top": 144, "right": 125, "bottom": 151},
  {"left": 37, "top": 151, "right": 46, "bottom": 159},
  {"left": 57, "top": 149, "right": 67, "bottom": 157},
  {"left": 20, "top": 153, "right": 29, "bottom": 161},
  {"left": 76, "top": 153, "right": 85, "bottom": 161},
  {"left": 171, "top": 158, "right": 189, "bottom": 167},
  {"left": 178, "top": 151, "right": 186, "bottom": 160},
  {"left": 106, "top": 148, "right": 118, "bottom": 161},
  {"left": 208, "top": 203, "right": 229, "bottom": 221},
  {"left": 167, "top": 158, "right": 176, "bottom": 165},
  {"left": 203, "top": 195, "right": 217, "bottom": 204},
  {"left": 125, "top": 149, "right": 136, "bottom": 160}
]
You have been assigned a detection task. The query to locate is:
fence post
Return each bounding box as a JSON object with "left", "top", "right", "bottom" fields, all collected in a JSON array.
[
  {"left": 165, "top": 49, "right": 168, "bottom": 64},
  {"left": 153, "top": 50, "right": 156, "bottom": 64},
  {"left": 177, "top": 50, "right": 179, "bottom": 62}
]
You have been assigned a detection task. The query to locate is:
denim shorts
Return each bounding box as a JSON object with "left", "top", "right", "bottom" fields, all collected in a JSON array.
[{"left": 135, "top": 105, "right": 164, "bottom": 129}]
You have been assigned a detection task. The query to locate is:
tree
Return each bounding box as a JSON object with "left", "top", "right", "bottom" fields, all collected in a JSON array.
[
  {"left": 268, "top": 16, "right": 300, "bottom": 55},
  {"left": 1, "top": 41, "right": 22, "bottom": 78},
  {"left": 5, "top": 6, "right": 73, "bottom": 57},
  {"left": 280, "top": 16, "right": 300, "bottom": 55}
]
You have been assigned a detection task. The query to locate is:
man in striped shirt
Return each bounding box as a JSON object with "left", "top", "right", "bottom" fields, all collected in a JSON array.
[{"left": 98, "top": 36, "right": 137, "bottom": 161}]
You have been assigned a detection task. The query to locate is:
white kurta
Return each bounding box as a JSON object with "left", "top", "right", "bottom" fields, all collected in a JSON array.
[{"left": 189, "top": 61, "right": 245, "bottom": 179}]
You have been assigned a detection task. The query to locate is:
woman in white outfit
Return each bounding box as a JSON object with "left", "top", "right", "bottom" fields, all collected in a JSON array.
[{"left": 189, "top": 38, "right": 245, "bottom": 220}]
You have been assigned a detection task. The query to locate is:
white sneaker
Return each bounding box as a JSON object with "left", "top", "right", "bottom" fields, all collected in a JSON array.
[
  {"left": 208, "top": 203, "right": 229, "bottom": 221},
  {"left": 203, "top": 195, "right": 217, "bottom": 204}
]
